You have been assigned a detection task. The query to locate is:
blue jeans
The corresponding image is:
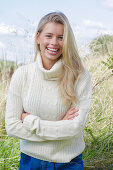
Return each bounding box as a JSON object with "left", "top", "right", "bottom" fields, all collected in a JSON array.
[{"left": 19, "top": 152, "right": 84, "bottom": 170}]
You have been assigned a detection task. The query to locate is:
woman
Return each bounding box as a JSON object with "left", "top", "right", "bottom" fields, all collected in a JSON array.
[{"left": 5, "top": 12, "right": 92, "bottom": 170}]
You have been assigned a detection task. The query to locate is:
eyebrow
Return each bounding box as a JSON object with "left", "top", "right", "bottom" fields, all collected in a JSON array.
[{"left": 45, "top": 33, "right": 63, "bottom": 36}]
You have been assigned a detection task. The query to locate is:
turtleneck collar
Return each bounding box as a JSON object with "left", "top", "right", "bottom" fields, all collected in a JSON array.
[{"left": 36, "top": 53, "right": 63, "bottom": 80}]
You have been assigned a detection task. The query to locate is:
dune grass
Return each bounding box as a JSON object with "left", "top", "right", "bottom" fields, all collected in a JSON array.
[{"left": 83, "top": 55, "right": 113, "bottom": 169}]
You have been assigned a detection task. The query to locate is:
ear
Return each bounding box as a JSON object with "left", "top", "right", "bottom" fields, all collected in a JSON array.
[{"left": 36, "top": 32, "right": 40, "bottom": 44}]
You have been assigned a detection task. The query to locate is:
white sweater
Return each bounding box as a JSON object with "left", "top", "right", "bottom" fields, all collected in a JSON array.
[{"left": 5, "top": 53, "right": 92, "bottom": 163}]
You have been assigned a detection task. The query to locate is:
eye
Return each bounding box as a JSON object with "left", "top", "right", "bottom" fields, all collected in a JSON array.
[
  {"left": 45, "top": 34, "right": 52, "bottom": 38},
  {"left": 58, "top": 36, "right": 63, "bottom": 40}
]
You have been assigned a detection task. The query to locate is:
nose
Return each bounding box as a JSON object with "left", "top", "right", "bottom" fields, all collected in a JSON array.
[{"left": 51, "top": 37, "right": 58, "bottom": 45}]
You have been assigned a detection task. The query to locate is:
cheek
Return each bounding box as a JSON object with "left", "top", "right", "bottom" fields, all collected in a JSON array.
[
  {"left": 39, "top": 42, "right": 46, "bottom": 50},
  {"left": 60, "top": 42, "right": 64, "bottom": 49},
  {"left": 40, "top": 36, "right": 49, "bottom": 44}
]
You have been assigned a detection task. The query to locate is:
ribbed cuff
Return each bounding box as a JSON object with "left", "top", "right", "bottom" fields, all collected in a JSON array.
[{"left": 23, "top": 115, "right": 40, "bottom": 133}]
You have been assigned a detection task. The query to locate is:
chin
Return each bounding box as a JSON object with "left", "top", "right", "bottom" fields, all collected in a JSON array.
[{"left": 47, "top": 56, "right": 60, "bottom": 61}]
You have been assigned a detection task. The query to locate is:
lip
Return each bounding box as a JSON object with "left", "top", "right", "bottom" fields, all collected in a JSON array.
[{"left": 46, "top": 47, "right": 59, "bottom": 55}]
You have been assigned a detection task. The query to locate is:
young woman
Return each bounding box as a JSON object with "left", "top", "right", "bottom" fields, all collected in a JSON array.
[{"left": 5, "top": 12, "right": 92, "bottom": 170}]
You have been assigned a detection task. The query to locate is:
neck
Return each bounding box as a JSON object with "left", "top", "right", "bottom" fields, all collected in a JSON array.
[
  {"left": 36, "top": 53, "right": 63, "bottom": 80},
  {"left": 41, "top": 57, "right": 59, "bottom": 70}
]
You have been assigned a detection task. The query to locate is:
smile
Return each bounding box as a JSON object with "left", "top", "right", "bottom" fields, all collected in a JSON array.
[{"left": 47, "top": 47, "right": 59, "bottom": 53}]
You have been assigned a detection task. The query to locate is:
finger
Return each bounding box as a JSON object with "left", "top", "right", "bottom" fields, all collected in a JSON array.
[
  {"left": 22, "top": 112, "right": 30, "bottom": 115},
  {"left": 69, "top": 117, "right": 75, "bottom": 120},
  {"left": 68, "top": 114, "right": 76, "bottom": 120},
  {"left": 68, "top": 116, "right": 75, "bottom": 120},
  {"left": 69, "top": 107, "right": 79, "bottom": 112},
  {"left": 73, "top": 108, "right": 79, "bottom": 112},
  {"left": 20, "top": 112, "right": 24, "bottom": 119},
  {"left": 68, "top": 113, "right": 79, "bottom": 119},
  {"left": 69, "top": 107, "right": 76, "bottom": 111},
  {"left": 26, "top": 112, "right": 30, "bottom": 115},
  {"left": 20, "top": 114, "right": 22, "bottom": 120},
  {"left": 68, "top": 109, "right": 79, "bottom": 115}
]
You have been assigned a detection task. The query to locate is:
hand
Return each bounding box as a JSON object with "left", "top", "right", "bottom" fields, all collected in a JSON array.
[
  {"left": 62, "top": 107, "right": 79, "bottom": 120},
  {"left": 21, "top": 112, "right": 30, "bottom": 123}
]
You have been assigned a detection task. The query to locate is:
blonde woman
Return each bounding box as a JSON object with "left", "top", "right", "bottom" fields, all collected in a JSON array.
[{"left": 5, "top": 12, "right": 92, "bottom": 170}]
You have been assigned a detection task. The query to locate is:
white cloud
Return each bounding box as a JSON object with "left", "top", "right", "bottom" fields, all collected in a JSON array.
[
  {"left": 0, "top": 23, "right": 27, "bottom": 36},
  {"left": 72, "top": 21, "right": 113, "bottom": 57},
  {"left": 102, "top": 0, "right": 113, "bottom": 9},
  {"left": 0, "top": 42, "right": 5, "bottom": 48},
  {"left": 83, "top": 19, "right": 104, "bottom": 29},
  {"left": 82, "top": 19, "right": 113, "bottom": 37},
  {"left": 72, "top": 19, "right": 113, "bottom": 47},
  {"left": 99, "top": 28, "right": 113, "bottom": 34}
]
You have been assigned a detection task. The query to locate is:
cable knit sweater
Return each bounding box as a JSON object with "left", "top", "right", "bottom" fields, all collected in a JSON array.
[{"left": 5, "top": 53, "right": 92, "bottom": 163}]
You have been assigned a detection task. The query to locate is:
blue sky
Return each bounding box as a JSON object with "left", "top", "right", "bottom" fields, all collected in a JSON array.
[
  {"left": 0, "top": 0, "right": 113, "bottom": 25},
  {"left": 0, "top": 0, "right": 113, "bottom": 62}
]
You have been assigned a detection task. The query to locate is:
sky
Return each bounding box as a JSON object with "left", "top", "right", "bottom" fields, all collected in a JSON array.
[{"left": 0, "top": 0, "right": 113, "bottom": 62}]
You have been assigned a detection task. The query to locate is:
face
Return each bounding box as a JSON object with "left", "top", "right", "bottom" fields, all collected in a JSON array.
[{"left": 36, "top": 22, "right": 64, "bottom": 67}]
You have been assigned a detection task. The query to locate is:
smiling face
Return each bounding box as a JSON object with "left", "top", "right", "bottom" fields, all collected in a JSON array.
[{"left": 36, "top": 22, "right": 64, "bottom": 69}]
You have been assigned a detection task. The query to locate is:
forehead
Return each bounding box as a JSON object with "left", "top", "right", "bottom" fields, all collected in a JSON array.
[{"left": 41, "top": 22, "right": 64, "bottom": 35}]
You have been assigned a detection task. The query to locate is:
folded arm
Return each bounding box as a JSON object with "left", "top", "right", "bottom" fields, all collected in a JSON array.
[{"left": 5, "top": 67, "right": 92, "bottom": 141}]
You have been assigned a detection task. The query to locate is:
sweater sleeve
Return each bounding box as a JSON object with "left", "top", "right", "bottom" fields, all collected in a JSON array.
[
  {"left": 5, "top": 67, "right": 45, "bottom": 142},
  {"left": 23, "top": 68, "right": 92, "bottom": 140}
]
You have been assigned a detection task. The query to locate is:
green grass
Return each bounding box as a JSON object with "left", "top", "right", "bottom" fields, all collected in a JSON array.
[{"left": 0, "top": 136, "right": 20, "bottom": 170}]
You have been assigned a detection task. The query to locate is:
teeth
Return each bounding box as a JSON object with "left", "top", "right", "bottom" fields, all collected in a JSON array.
[{"left": 47, "top": 48, "right": 58, "bottom": 52}]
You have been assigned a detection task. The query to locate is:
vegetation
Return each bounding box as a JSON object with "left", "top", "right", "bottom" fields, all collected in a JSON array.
[
  {"left": 0, "top": 35, "right": 113, "bottom": 169},
  {"left": 83, "top": 35, "right": 113, "bottom": 169},
  {"left": 89, "top": 34, "right": 113, "bottom": 56},
  {"left": 89, "top": 34, "right": 113, "bottom": 74},
  {"left": 83, "top": 54, "right": 113, "bottom": 169},
  {"left": 102, "top": 55, "right": 113, "bottom": 72}
]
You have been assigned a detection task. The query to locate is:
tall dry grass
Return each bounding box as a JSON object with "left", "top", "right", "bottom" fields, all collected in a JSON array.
[{"left": 83, "top": 54, "right": 113, "bottom": 169}]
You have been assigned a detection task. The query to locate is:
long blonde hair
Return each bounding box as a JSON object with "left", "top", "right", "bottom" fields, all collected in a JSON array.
[{"left": 34, "top": 12, "right": 84, "bottom": 106}]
